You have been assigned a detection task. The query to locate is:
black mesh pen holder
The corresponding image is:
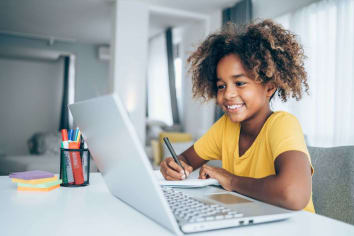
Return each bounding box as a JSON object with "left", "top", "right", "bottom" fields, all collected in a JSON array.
[{"left": 59, "top": 148, "right": 90, "bottom": 187}]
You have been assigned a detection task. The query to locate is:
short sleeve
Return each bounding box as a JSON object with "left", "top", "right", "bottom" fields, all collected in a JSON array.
[
  {"left": 268, "top": 113, "right": 313, "bottom": 174},
  {"left": 193, "top": 115, "right": 226, "bottom": 161}
]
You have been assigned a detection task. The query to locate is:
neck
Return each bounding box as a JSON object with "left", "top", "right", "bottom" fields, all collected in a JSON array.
[{"left": 240, "top": 106, "right": 273, "bottom": 139}]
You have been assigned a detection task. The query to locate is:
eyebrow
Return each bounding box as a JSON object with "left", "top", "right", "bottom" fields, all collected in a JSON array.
[
  {"left": 217, "top": 74, "right": 246, "bottom": 81},
  {"left": 232, "top": 74, "right": 246, "bottom": 79}
]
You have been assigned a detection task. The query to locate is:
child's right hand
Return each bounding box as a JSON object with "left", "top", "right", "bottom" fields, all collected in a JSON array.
[{"left": 160, "top": 157, "right": 193, "bottom": 180}]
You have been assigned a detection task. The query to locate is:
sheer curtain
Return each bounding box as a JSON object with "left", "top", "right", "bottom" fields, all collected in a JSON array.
[
  {"left": 273, "top": 0, "right": 354, "bottom": 147},
  {"left": 147, "top": 33, "right": 173, "bottom": 126}
]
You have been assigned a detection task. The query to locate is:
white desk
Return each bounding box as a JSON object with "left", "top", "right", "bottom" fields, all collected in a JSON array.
[{"left": 1, "top": 173, "right": 353, "bottom": 236}]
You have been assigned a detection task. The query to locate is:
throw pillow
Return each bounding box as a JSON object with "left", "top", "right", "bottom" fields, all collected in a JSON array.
[{"left": 27, "top": 132, "right": 61, "bottom": 156}]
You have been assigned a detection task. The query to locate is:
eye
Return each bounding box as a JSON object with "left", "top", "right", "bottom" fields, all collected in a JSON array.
[
  {"left": 235, "top": 81, "right": 246, "bottom": 87},
  {"left": 217, "top": 84, "right": 226, "bottom": 90}
]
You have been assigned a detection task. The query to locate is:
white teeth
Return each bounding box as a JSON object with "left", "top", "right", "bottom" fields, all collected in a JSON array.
[{"left": 227, "top": 104, "right": 243, "bottom": 109}]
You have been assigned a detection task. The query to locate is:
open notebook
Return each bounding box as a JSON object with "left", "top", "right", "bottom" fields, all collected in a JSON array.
[{"left": 155, "top": 170, "right": 220, "bottom": 188}]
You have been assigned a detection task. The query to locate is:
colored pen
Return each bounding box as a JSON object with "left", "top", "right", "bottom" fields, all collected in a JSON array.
[
  {"left": 163, "top": 137, "right": 187, "bottom": 178},
  {"left": 68, "top": 129, "right": 74, "bottom": 141},
  {"left": 62, "top": 141, "right": 74, "bottom": 184},
  {"left": 74, "top": 128, "right": 80, "bottom": 141},
  {"left": 61, "top": 129, "right": 68, "bottom": 141},
  {"left": 61, "top": 129, "right": 68, "bottom": 148},
  {"left": 76, "top": 130, "right": 81, "bottom": 143}
]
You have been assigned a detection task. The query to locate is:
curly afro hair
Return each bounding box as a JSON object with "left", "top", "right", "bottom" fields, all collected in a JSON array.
[{"left": 187, "top": 19, "right": 309, "bottom": 102}]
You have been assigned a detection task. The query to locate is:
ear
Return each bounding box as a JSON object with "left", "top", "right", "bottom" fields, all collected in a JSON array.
[{"left": 265, "top": 82, "right": 277, "bottom": 98}]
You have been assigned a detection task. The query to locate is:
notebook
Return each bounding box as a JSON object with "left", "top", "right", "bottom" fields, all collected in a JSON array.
[
  {"left": 69, "top": 94, "right": 295, "bottom": 234},
  {"left": 155, "top": 170, "right": 219, "bottom": 188}
]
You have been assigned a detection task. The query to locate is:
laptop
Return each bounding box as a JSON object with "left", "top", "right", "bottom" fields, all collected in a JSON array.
[{"left": 69, "top": 94, "right": 294, "bottom": 234}]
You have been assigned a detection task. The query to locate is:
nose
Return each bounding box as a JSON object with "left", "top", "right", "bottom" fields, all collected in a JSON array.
[{"left": 224, "top": 85, "right": 237, "bottom": 100}]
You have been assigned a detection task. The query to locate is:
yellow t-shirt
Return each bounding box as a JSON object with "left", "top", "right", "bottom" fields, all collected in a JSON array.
[{"left": 194, "top": 111, "right": 315, "bottom": 213}]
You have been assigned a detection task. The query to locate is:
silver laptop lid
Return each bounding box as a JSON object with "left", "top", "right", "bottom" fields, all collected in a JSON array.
[{"left": 69, "top": 94, "right": 180, "bottom": 234}]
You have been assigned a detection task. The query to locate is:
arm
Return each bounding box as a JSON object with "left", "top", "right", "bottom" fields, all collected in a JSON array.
[
  {"left": 179, "top": 145, "right": 208, "bottom": 170},
  {"left": 199, "top": 150, "right": 312, "bottom": 210},
  {"left": 160, "top": 145, "right": 208, "bottom": 180}
]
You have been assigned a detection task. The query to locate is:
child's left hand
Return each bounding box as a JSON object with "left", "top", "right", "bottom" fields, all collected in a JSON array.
[{"left": 199, "top": 164, "right": 234, "bottom": 191}]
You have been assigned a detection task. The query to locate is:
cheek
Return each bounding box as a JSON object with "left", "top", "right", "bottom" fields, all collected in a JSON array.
[
  {"left": 216, "top": 93, "right": 223, "bottom": 105},
  {"left": 243, "top": 88, "right": 267, "bottom": 104}
]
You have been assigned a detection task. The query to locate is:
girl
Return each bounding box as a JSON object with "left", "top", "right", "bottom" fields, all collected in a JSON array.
[{"left": 160, "top": 19, "right": 315, "bottom": 213}]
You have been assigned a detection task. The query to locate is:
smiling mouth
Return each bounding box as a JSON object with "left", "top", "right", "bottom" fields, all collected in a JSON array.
[{"left": 225, "top": 104, "right": 244, "bottom": 112}]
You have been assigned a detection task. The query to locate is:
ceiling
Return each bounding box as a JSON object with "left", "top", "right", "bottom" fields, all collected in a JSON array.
[{"left": 0, "top": 0, "right": 240, "bottom": 45}]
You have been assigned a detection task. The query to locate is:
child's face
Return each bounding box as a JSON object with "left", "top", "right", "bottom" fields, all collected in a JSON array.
[{"left": 216, "top": 54, "right": 275, "bottom": 124}]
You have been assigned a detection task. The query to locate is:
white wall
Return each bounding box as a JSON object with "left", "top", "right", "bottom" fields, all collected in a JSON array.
[
  {"left": 0, "top": 57, "right": 63, "bottom": 155},
  {"left": 182, "top": 10, "right": 222, "bottom": 139},
  {"left": 110, "top": 0, "right": 149, "bottom": 144}
]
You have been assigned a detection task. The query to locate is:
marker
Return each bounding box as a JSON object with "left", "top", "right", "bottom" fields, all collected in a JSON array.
[
  {"left": 163, "top": 137, "right": 187, "bottom": 178},
  {"left": 76, "top": 130, "right": 81, "bottom": 142},
  {"left": 68, "top": 129, "right": 74, "bottom": 141},
  {"left": 61, "top": 129, "right": 68, "bottom": 141},
  {"left": 62, "top": 141, "right": 74, "bottom": 184},
  {"left": 74, "top": 128, "right": 80, "bottom": 141},
  {"left": 69, "top": 141, "right": 84, "bottom": 185}
]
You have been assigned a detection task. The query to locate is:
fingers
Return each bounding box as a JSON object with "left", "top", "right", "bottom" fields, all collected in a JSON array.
[
  {"left": 168, "top": 159, "right": 184, "bottom": 173},
  {"left": 199, "top": 164, "right": 213, "bottom": 179},
  {"left": 160, "top": 157, "right": 185, "bottom": 180},
  {"left": 181, "top": 161, "right": 193, "bottom": 177}
]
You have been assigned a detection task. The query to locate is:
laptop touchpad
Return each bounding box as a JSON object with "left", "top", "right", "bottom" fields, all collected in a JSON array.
[{"left": 208, "top": 193, "right": 252, "bottom": 204}]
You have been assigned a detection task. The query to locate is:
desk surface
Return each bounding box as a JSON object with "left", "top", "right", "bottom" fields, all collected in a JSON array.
[{"left": 1, "top": 173, "right": 353, "bottom": 236}]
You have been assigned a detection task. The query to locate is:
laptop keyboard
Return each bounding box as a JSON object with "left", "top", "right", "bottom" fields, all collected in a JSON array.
[{"left": 162, "top": 186, "right": 243, "bottom": 224}]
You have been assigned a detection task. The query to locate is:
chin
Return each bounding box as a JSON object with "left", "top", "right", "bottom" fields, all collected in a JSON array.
[{"left": 226, "top": 112, "right": 247, "bottom": 123}]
